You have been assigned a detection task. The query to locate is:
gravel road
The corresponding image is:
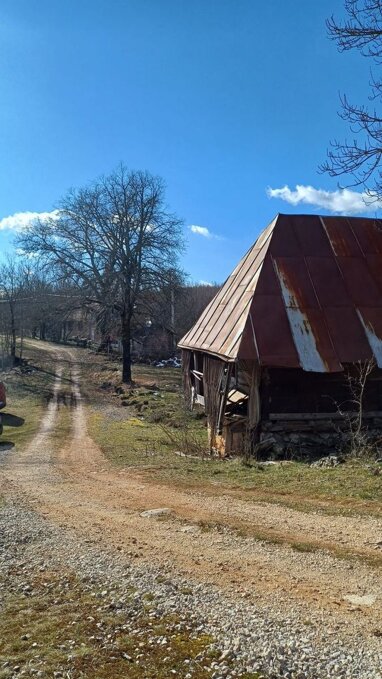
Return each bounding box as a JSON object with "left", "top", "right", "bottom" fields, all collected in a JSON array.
[{"left": 1, "top": 342, "right": 382, "bottom": 678}]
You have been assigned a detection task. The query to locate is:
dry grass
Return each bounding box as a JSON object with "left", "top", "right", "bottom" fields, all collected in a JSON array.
[
  {"left": 0, "top": 567, "right": 259, "bottom": 678},
  {"left": 0, "top": 392, "right": 43, "bottom": 451},
  {"left": 193, "top": 516, "right": 382, "bottom": 567}
]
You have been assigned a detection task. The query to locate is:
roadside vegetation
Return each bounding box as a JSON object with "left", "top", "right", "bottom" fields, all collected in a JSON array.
[
  {"left": 81, "top": 349, "right": 382, "bottom": 516},
  {"left": 0, "top": 342, "right": 73, "bottom": 453},
  {"left": 0, "top": 563, "right": 260, "bottom": 679}
]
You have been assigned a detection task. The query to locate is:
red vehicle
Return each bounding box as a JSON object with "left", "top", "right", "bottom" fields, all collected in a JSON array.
[{"left": 0, "top": 381, "right": 6, "bottom": 435}]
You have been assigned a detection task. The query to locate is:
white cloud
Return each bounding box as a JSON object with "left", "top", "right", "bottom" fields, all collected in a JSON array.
[
  {"left": 199, "top": 280, "right": 214, "bottom": 286},
  {"left": 188, "top": 224, "right": 223, "bottom": 240},
  {"left": 266, "top": 184, "right": 382, "bottom": 215},
  {"left": 189, "top": 224, "right": 213, "bottom": 238},
  {"left": 0, "top": 209, "right": 60, "bottom": 232}
]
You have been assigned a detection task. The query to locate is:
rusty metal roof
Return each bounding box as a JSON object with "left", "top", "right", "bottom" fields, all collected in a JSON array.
[{"left": 178, "top": 214, "right": 382, "bottom": 372}]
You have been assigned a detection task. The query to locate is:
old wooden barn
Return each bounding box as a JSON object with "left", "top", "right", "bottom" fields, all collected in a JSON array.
[{"left": 179, "top": 213, "right": 382, "bottom": 456}]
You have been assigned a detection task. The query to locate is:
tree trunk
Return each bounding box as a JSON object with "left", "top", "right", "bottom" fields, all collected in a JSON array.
[
  {"left": 10, "top": 306, "right": 16, "bottom": 365},
  {"left": 121, "top": 314, "right": 132, "bottom": 384}
]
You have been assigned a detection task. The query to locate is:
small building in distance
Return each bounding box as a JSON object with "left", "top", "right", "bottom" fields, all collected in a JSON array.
[{"left": 178, "top": 214, "right": 382, "bottom": 457}]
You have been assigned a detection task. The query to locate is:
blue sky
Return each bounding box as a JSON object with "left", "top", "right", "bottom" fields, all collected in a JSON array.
[{"left": 0, "top": 0, "right": 377, "bottom": 282}]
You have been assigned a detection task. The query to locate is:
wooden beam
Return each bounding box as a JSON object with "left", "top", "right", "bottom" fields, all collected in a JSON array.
[
  {"left": 217, "top": 363, "right": 232, "bottom": 434},
  {"left": 269, "top": 411, "right": 382, "bottom": 421}
]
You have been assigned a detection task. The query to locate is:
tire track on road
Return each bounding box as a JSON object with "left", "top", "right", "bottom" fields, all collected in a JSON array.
[{"left": 2, "top": 341, "right": 382, "bottom": 652}]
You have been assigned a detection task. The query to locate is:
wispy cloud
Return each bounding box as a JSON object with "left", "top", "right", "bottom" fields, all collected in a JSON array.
[
  {"left": 189, "top": 224, "right": 213, "bottom": 238},
  {"left": 267, "top": 184, "right": 382, "bottom": 215},
  {"left": 188, "top": 224, "right": 223, "bottom": 240},
  {"left": 199, "top": 280, "right": 214, "bottom": 286},
  {"left": 0, "top": 210, "right": 60, "bottom": 232}
]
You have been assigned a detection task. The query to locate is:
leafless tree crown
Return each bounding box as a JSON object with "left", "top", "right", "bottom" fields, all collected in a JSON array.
[
  {"left": 321, "top": 0, "right": 382, "bottom": 197},
  {"left": 18, "top": 165, "right": 184, "bottom": 383}
]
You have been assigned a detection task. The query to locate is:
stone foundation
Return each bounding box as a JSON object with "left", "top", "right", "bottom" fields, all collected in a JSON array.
[{"left": 258, "top": 414, "right": 382, "bottom": 458}]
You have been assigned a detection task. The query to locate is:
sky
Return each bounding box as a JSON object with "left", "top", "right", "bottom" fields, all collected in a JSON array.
[{"left": 0, "top": 0, "right": 378, "bottom": 283}]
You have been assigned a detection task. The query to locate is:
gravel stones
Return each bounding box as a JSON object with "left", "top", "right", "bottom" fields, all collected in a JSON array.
[
  {"left": 140, "top": 508, "right": 172, "bottom": 518},
  {"left": 1, "top": 501, "right": 382, "bottom": 678},
  {"left": 343, "top": 594, "right": 377, "bottom": 606}
]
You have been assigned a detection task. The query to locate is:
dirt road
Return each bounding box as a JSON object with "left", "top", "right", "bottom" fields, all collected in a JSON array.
[{"left": 2, "top": 342, "right": 382, "bottom": 654}]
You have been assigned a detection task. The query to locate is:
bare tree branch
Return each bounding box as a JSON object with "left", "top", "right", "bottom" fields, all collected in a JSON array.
[
  {"left": 321, "top": 1, "right": 382, "bottom": 196},
  {"left": 18, "top": 165, "right": 185, "bottom": 383}
]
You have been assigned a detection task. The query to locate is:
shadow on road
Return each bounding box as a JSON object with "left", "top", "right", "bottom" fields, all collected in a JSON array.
[
  {"left": 1, "top": 414, "right": 25, "bottom": 428},
  {"left": 33, "top": 365, "right": 74, "bottom": 384},
  {"left": 0, "top": 441, "right": 15, "bottom": 452}
]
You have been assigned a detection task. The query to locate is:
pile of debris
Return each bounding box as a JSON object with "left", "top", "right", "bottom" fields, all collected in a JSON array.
[{"left": 310, "top": 454, "right": 343, "bottom": 468}]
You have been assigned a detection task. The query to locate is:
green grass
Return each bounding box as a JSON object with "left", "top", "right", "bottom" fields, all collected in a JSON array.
[
  {"left": 0, "top": 393, "right": 43, "bottom": 450},
  {"left": 79, "top": 352, "right": 382, "bottom": 513},
  {"left": 0, "top": 342, "right": 74, "bottom": 452},
  {"left": 82, "top": 350, "right": 209, "bottom": 462},
  {"left": 0, "top": 568, "right": 260, "bottom": 678},
  {"left": 88, "top": 403, "right": 207, "bottom": 463},
  {"left": 88, "top": 404, "right": 382, "bottom": 510}
]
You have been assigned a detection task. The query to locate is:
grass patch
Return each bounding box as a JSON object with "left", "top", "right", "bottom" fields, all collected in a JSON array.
[
  {"left": 290, "top": 542, "right": 317, "bottom": 554},
  {"left": 80, "top": 352, "right": 382, "bottom": 514},
  {"left": 88, "top": 406, "right": 207, "bottom": 465},
  {"left": 88, "top": 405, "right": 382, "bottom": 511},
  {"left": 0, "top": 393, "right": 43, "bottom": 451},
  {"left": 82, "top": 350, "right": 209, "bottom": 463},
  {"left": 0, "top": 341, "right": 74, "bottom": 452},
  {"left": 0, "top": 568, "right": 259, "bottom": 678}
]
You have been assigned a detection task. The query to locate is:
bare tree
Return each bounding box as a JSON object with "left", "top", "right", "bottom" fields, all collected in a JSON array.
[
  {"left": 0, "top": 257, "right": 30, "bottom": 365},
  {"left": 320, "top": 0, "right": 382, "bottom": 196},
  {"left": 176, "top": 283, "right": 220, "bottom": 341},
  {"left": 335, "top": 359, "right": 377, "bottom": 457},
  {"left": 22, "top": 273, "right": 82, "bottom": 342},
  {"left": 18, "top": 166, "right": 184, "bottom": 383}
]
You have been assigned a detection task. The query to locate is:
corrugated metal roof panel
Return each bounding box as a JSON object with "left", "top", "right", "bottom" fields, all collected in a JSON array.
[
  {"left": 322, "top": 217, "right": 363, "bottom": 257},
  {"left": 292, "top": 214, "right": 334, "bottom": 256},
  {"left": 178, "top": 214, "right": 382, "bottom": 372},
  {"left": 273, "top": 258, "right": 342, "bottom": 372},
  {"left": 322, "top": 307, "right": 372, "bottom": 363},
  {"left": 178, "top": 216, "right": 276, "bottom": 360},
  {"left": 266, "top": 215, "right": 301, "bottom": 257},
  {"left": 305, "top": 256, "right": 352, "bottom": 307},
  {"left": 349, "top": 217, "right": 382, "bottom": 255},
  {"left": 356, "top": 308, "right": 382, "bottom": 368},
  {"left": 246, "top": 294, "right": 301, "bottom": 367},
  {"left": 336, "top": 257, "right": 381, "bottom": 306},
  {"left": 365, "top": 255, "right": 382, "bottom": 294},
  {"left": 273, "top": 257, "right": 320, "bottom": 309}
]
